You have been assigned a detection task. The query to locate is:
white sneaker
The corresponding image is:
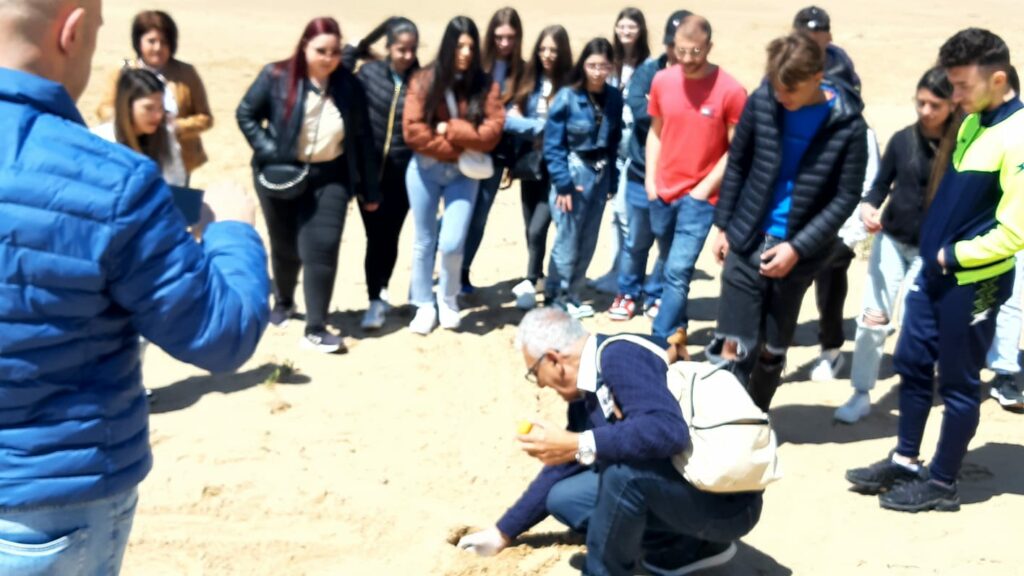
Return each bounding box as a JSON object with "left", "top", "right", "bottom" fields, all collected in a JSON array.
[
  {"left": 810, "top": 349, "right": 844, "bottom": 381},
  {"left": 512, "top": 279, "right": 537, "bottom": 310},
  {"left": 834, "top": 392, "right": 872, "bottom": 424},
  {"left": 361, "top": 300, "right": 387, "bottom": 330},
  {"left": 566, "top": 301, "right": 595, "bottom": 320},
  {"left": 409, "top": 306, "right": 437, "bottom": 335},
  {"left": 378, "top": 288, "right": 392, "bottom": 310},
  {"left": 437, "top": 296, "right": 461, "bottom": 330}
]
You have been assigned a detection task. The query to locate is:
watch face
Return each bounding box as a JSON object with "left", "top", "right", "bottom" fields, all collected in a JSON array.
[{"left": 579, "top": 450, "right": 596, "bottom": 466}]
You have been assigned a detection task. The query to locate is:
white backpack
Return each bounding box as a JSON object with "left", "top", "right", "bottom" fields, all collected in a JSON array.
[{"left": 596, "top": 335, "right": 782, "bottom": 493}]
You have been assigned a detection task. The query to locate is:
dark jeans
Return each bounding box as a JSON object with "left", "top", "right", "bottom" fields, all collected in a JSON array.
[
  {"left": 814, "top": 242, "right": 856, "bottom": 350},
  {"left": 461, "top": 169, "right": 504, "bottom": 280},
  {"left": 359, "top": 160, "right": 410, "bottom": 301},
  {"left": 581, "top": 461, "right": 762, "bottom": 576},
  {"left": 257, "top": 157, "right": 350, "bottom": 333},
  {"left": 617, "top": 181, "right": 666, "bottom": 304},
  {"left": 521, "top": 177, "right": 552, "bottom": 283},
  {"left": 715, "top": 236, "right": 827, "bottom": 410},
  {"left": 895, "top": 270, "right": 1013, "bottom": 484}
]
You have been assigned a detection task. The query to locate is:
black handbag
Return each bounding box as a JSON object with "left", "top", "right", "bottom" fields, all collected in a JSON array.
[
  {"left": 510, "top": 143, "right": 545, "bottom": 182},
  {"left": 256, "top": 163, "right": 310, "bottom": 200},
  {"left": 255, "top": 89, "right": 326, "bottom": 200}
]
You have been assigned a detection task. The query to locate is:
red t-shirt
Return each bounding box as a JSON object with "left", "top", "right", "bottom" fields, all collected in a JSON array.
[{"left": 648, "top": 65, "right": 747, "bottom": 204}]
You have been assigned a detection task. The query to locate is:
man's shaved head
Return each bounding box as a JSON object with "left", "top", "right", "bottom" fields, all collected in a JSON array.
[{"left": 0, "top": 0, "right": 102, "bottom": 100}]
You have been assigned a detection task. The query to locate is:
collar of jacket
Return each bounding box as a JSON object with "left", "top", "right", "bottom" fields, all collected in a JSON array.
[
  {"left": 0, "top": 67, "right": 84, "bottom": 125},
  {"left": 761, "top": 78, "right": 864, "bottom": 129},
  {"left": 979, "top": 96, "right": 1024, "bottom": 127}
]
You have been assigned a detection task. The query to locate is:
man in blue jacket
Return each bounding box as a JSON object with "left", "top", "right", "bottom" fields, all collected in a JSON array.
[
  {"left": 456, "top": 308, "right": 762, "bottom": 576},
  {"left": 0, "top": 1, "right": 270, "bottom": 573}
]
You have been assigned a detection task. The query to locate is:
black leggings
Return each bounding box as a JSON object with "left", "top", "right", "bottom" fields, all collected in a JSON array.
[
  {"left": 520, "top": 177, "right": 552, "bottom": 283},
  {"left": 814, "top": 242, "right": 856, "bottom": 350},
  {"left": 258, "top": 158, "right": 350, "bottom": 333},
  {"left": 359, "top": 160, "right": 410, "bottom": 301}
]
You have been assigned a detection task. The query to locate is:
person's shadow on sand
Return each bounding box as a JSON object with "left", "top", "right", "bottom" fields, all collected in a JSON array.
[{"left": 149, "top": 362, "right": 311, "bottom": 414}]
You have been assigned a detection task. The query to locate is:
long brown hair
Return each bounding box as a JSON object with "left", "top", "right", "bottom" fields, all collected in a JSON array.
[
  {"left": 612, "top": 8, "right": 650, "bottom": 82},
  {"left": 925, "top": 109, "right": 965, "bottom": 209},
  {"left": 113, "top": 68, "right": 170, "bottom": 164},
  {"left": 481, "top": 7, "right": 525, "bottom": 104},
  {"left": 514, "top": 25, "right": 572, "bottom": 112}
]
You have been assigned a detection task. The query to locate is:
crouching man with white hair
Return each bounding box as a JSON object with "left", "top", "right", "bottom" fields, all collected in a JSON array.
[{"left": 457, "top": 307, "right": 763, "bottom": 576}]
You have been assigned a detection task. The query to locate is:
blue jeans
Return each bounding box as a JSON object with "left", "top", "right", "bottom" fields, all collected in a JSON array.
[
  {"left": 406, "top": 154, "right": 479, "bottom": 307},
  {"left": 650, "top": 195, "right": 716, "bottom": 343},
  {"left": 0, "top": 488, "right": 138, "bottom": 575},
  {"left": 545, "top": 156, "right": 610, "bottom": 298},
  {"left": 547, "top": 468, "right": 600, "bottom": 533},
  {"left": 460, "top": 168, "right": 504, "bottom": 278},
  {"left": 617, "top": 181, "right": 666, "bottom": 302},
  {"left": 987, "top": 253, "right": 1024, "bottom": 374},
  {"left": 584, "top": 461, "right": 762, "bottom": 576}
]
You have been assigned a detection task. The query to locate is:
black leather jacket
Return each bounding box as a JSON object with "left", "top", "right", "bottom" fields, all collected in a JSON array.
[{"left": 236, "top": 62, "right": 379, "bottom": 203}]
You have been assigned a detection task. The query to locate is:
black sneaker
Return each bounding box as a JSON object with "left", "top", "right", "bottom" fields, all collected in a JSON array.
[
  {"left": 642, "top": 541, "right": 737, "bottom": 576},
  {"left": 301, "top": 330, "right": 345, "bottom": 354},
  {"left": 989, "top": 373, "right": 1024, "bottom": 411},
  {"left": 845, "top": 453, "right": 925, "bottom": 494},
  {"left": 879, "top": 477, "right": 960, "bottom": 512},
  {"left": 270, "top": 303, "right": 296, "bottom": 327}
]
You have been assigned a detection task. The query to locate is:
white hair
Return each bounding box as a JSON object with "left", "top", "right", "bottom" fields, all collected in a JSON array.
[{"left": 515, "top": 308, "right": 588, "bottom": 358}]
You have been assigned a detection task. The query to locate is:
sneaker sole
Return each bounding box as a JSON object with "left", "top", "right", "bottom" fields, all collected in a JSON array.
[
  {"left": 844, "top": 472, "right": 889, "bottom": 495},
  {"left": 299, "top": 338, "right": 344, "bottom": 354},
  {"left": 642, "top": 542, "right": 737, "bottom": 576},
  {"left": 990, "top": 388, "right": 1024, "bottom": 410},
  {"left": 879, "top": 496, "right": 961, "bottom": 513}
]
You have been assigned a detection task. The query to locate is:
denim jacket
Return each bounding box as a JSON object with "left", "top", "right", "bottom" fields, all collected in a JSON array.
[
  {"left": 504, "top": 81, "right": 548, "bottom": 142},
  {"left": 543, "top": 84, "right": 623, "bottom": 196}
]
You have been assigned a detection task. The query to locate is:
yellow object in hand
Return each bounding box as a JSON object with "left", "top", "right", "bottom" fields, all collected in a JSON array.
[{"left": 517, "top": 421, "right": 534, "bottom": 435}]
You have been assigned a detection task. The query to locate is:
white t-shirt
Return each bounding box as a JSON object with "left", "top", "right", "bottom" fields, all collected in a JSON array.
[{"left": 92, "top": 122, "right": 188, "bottom": 187}]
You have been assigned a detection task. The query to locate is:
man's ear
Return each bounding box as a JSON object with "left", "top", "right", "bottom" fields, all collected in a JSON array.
[
  {"left": 989, "top": 69, "right": 1009, "bottom": 92},
  {"left": 58, "top": 6, "right": 87, "bottom": 56}
]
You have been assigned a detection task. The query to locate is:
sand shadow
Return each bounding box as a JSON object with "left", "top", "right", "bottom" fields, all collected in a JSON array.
[
  {"left": 149, "top": 362, "right": 311, "bottom": 414},
  {"left": 957, "top": 442, "right": 1024, "bottom": 505},
  {"left": 328, "top": 305, "right": 408, "bottom": 340},
  {"left": 789, "top": 316, "right": 859, "bottom": 348},
  {"left": 565, "top": 540, "right": 791, "bottom": 575}
]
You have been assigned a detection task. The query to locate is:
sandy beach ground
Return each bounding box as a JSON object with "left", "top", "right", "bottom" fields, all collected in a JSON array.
[{"left": 74, "top": 1, "right": 1024, "bottom": 574}]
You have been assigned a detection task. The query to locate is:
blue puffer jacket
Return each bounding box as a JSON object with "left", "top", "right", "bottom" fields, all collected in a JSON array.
[{"left": 0, "top": 68, "right": 270, "bottom": 510}]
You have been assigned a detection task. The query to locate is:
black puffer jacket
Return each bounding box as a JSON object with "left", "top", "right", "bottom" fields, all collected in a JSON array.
[
  {"left": 236, "top": 63, "right": 380, "bottom": 203},
  {"left": 715, "top": 79, "right": 868, "bottom": 259},
  {"left": 356, "top": 59, "right": 418, "bottom": 170}
]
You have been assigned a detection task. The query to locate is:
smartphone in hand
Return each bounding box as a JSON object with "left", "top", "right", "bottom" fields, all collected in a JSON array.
[{"left": 168, "top": 185, "right": 204, "bottom": 225}]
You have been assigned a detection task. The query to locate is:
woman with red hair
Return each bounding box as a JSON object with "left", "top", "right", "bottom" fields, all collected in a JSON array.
[{"left": 237, "top": 16, "right": 380, "bottom": 353}]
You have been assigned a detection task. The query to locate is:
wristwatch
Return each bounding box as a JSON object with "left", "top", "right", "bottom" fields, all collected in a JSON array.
[{"left": 575, "top": 431, "right": 597, "bottom": 466}]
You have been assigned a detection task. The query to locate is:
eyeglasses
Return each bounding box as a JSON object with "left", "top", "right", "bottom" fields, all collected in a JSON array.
[
  {"left": 495, "top": 33, "right": 517, "bottom": 43},
  {"left": 674, "top": 46, "right": 705, "bottom": 58},
  {"left": 615, "top": 23, "right": 639, "bottom": 32},
  {"left": 524, "top": 350, "right": 556, "bottom": 383},
  {"left": 585, "top": 63, "right": 611, "bottom": 72}
]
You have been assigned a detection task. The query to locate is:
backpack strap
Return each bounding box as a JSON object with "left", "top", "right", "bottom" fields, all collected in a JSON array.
[{"left": 592, "top": 334, "right": 670, "bottom": 422}]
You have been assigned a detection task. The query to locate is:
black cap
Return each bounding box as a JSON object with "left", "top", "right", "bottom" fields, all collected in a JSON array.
[
  {"left": 663, "top": 9, "right": 693, "bottom": 45},
  {"left": 793, "top": 6, "right": 831, "bottom": 32}
]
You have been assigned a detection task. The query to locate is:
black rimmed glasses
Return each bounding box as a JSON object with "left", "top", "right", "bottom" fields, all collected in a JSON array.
[{"left": 525, "top": 350, "right": 557, "bottom": 383}]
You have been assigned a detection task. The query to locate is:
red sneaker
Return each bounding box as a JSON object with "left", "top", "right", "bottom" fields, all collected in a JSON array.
[{"left": 607, "top": 294, "right": 636, "bottom": 321}]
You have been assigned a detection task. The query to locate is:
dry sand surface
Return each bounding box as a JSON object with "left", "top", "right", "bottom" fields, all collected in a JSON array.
[{"left": 74, "top": 1, "right": 1024, "bottom": 574}]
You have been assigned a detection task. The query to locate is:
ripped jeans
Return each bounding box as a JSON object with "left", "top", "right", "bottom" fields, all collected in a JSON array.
[{"left": 711, "top": 235, "right": 829, "bottom": 410}]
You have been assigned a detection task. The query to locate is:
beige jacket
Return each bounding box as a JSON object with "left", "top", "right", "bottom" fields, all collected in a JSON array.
[{"left": 97, "top": 58, "right": 213, "bottom": 173}]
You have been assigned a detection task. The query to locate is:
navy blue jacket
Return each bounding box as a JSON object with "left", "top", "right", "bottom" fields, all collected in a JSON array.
[
  {"left": 0, "top": 68, "right": 270, "bottom": 509},
  {"left": 624, "top": 54, "right": 670, "bottom": 183},
  {"left": 543, "top": 85, "right": 623, "bottom": 196},
  {"left": 496, "top": 336, "right": 688, "bottom": 538}
]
